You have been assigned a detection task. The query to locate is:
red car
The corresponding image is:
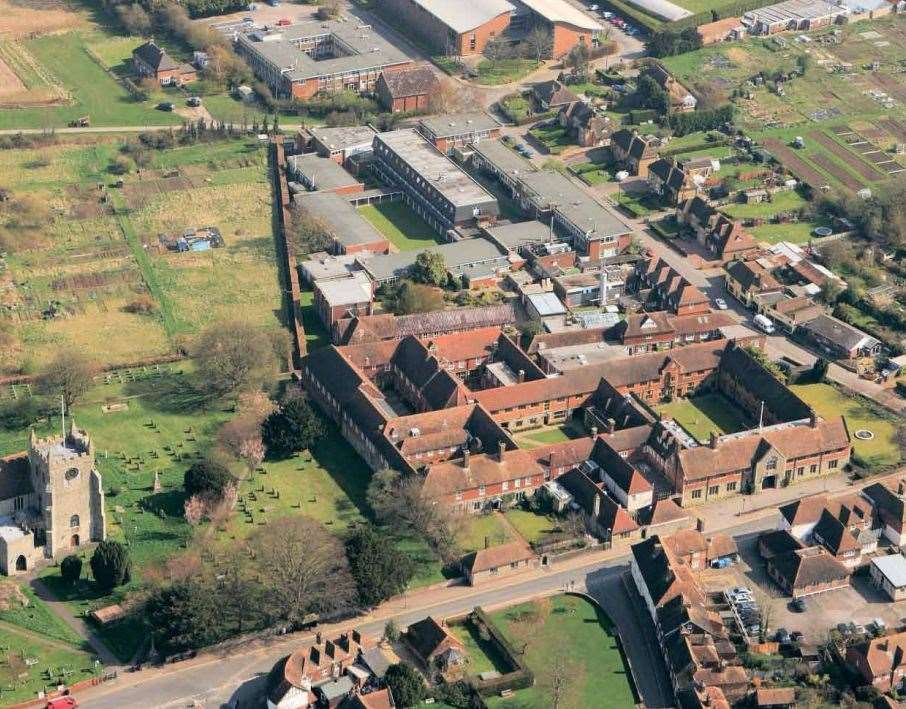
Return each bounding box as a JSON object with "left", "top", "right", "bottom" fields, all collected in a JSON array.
[{"left": 46, "top": 698, "right": 78, "bottom": 709}]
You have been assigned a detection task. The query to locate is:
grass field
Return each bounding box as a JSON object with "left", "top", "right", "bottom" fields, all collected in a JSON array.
[
  {"left": 1, "top": 137, "right": 282, "bottom": 372},
  {"left": 487, "top": 595, "right": 636, "bottom": 709},
  {"left": 657, "top": 393, "right": 749, "bottom": 442},
  {"left": 749, "top": 218, "right": 832, "bottom": 245},
  {"left": 456, "top": 513, "right": 514, "bottom": 553},
  {"left": 0, "top": 31, "right": 180, "bottom": 130},
  {"left": 790, "top": 383, "right": 902, "bottom": 469},
  {"left": 474, "top": 59, "right": 540, "bottom": 86},
  {"left": 358, "top": 202, "right": 439, "bottom": 251},
  {"left": 0, "top": 584, "right": 84, "bottom": 647},
  {"left": 514, "top": 421, "right": 584, "bottom": 449},
  {"left": 0, "top": 623, "right": 98, "bottom": 704},
  {"left": 504, "top": 509, "right": 560, "bottom": 544}
]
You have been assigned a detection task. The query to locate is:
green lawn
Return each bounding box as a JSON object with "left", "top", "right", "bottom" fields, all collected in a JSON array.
[
  {"left": 475, "top": 59, "right": 540, "bottom": 86},
  {"left": 504, "top": 509, "right": 560, "bottom": 545},
  {"left": 0, "top": 31, "right": 180, "bottom": 130},
  {"left": 721, "top": 190, "right": 809, "bottom": 220},
  {"left": 0, "top": 625, "right": 99, "bottom": 705},
  {"left": 529, "top": 125, "right": 573, "bottom": 154},
  {"left": 358, "top": 202, "right": 440, "bottom": 251},
  {"left": 456, "top": 513, "right": 514, "bottom": 553},
  {"left": 514, "top": 421, "right": 584, "bottom": 449},
  {"left": 449, "top": 621, "right": 512, "bottom": 676},
  {"left": 656, "top": 394, "right": 749, "bottom": 443},
  {"left": 749, "top": 218, "right": 832, "bottom": 245},
  {"left": 487, "top": 595, "right": 636, "bottom": 709},
  {"left": 572, "top": 161, "right": 611, "bottom": 185},
  {"left": 298, "top": 290, "right": 331, "bottom": 351},
  {"left": 0, "top": 585, "right": 84, "bottom": 647},
  {"left": 790, "top": 383, "right": 902, "bottom": 470},
  {"left": 614, "top": 191, "right": 665, "bottom": 218}
]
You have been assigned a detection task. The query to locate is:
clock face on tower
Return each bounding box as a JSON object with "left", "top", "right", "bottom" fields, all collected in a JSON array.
[{"left": 65, "top": 467, "right": 80, "bottom": 482}]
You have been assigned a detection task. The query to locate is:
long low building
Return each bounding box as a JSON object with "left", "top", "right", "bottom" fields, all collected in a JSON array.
[
  {"left": 293, "top": 191, "right": 389, "bottom": 256},
  {"left": 357, "top": 237, "right": 509, "bottom": 285},
  {"left": 372, "top": 129, "right": 499, "bottom": 235},
  {"left": 231, "top": 18, "right": 410, "bottom": 100},
  {"left": 381, "top": 0, "right": 515, "bottom": 56}
]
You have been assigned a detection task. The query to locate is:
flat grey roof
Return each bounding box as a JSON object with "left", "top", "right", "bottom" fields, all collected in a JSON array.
[
  {"left": 471, "top": 139, "right": 536, "bottom": 178},
  {"left": 483, "top": 220, "right": 551, "bottom": 250},
  {"left": 517, "top": 170, "right": 577, "bottom": 207},
  {"left": 513, "top": 0, "right": 605, "bottom": 30},
  {"left": 419, "top": 112, "right": 501, "bottom": 139},
  {"left": 375, "top": 129, "right": 497, "bottom": 209},
  {"left": 287, "top": 154, "right": 360, "bottom": 190},
  {"left": 872, "top": 554, "right": 906, "bottom": 588},
  {"left": 294, "top": 191, "right": 386, "bottom": 248},
  {"left": 744, "top": 0, "right": 848, "bottom": 23},
  {"left": 234, "top": 18, "right": 408, "bottom": 82},
  {"left": 556, "top": 198, "right": 631, "bottom": 240},
  {"left": 309, "top": 125, "right": 376, "bottom": 151},
  {"left": 359, "top": 237, "right": 505, "bottom": 282},
  {"left": 315, "top": 272, "right": 372, "bottom": 306},
  {"left": 409, "top": 0, "right": 515, "bottom": 33},
  {"left": 527, "top": 291, "right": 566, "bottom": 316}
]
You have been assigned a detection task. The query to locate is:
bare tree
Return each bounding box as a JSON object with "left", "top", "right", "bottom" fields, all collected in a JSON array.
[
  {"left": 428, "top": 76, "right": 481, "bottom": 114},
  {"left": 537, "top": 634, "right": 586, "bottom": 709},
  {"left": 289, "top": 207, "right": 334, "bottom": 255},
  {"left": 192, "top": 321, "right": 278, "bottom": 397},
  {"left": 525, "top": 27, "right": 552, "bottom": 62},
  {"left": 37, "top": 350, "right": 99, "bottom": 411},
  {"left": 247, "top": 516, "right": 356, "bottom": 624}
]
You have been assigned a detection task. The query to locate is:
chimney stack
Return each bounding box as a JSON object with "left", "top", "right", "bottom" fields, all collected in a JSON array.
[
  {"left": 898, "top": 480, "right": 905, "bottom": 496},
  {"left": 709, "top": 431, "right": 719, "bottom": 449},
  {"left": 498, "top": 440, "right": 506, "bottom": 461},
  {"left": 607, "top": 418, "right": 616, "bottom": 434},
  {"left": 463, "top": 448, "right": 470, "bottom": 470},
  {"left": 518, "top": 369, "right": 525, "bottom": 383},
  {"left": 590, "top": 426, "right": 598, "bottom": 437},
  {"left": 809, "top": 409, "right": 818, "bottom": 428}
]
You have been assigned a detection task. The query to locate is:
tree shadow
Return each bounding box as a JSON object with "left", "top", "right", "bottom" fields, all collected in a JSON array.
[
  {"left": 141, "top": 490, "right": 187, "bottom": 518},
  {"left": 123, "top": 376, "right": 220, "bottom": 415}
]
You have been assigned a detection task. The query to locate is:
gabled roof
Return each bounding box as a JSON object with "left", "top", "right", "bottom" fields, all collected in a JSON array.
[
  {"left": 850, "top": 630, "right": 906, "bottom": 680},
  {"left": 725, "top": 259, "right": 782, "bottom": 293},
  {"left": 404, "top": 617, "right": 464, "bottom": 662},
  {"left": 708, "top": 216, "right": 758, "bottom": 258},
  {"left": 630, "top": 535, "right": 705, "bottom": 609},
  {"left": 812, "top": 508, "right": 862, "bottom": 556},
  {"left": 534, "top": 80, "right": 579, "bottom": 106},
  {"left": 336, "top": 304, "right": 517, "bottom": 344},
  {"left": 718, "top": 342, "right": 812, "bottom": 420},
  {"left": 644, "top": 497, "right": 693, "bottom": 527},
  {"left": 516, "top": 0, "right": 604, "bottom": 30},
  {"left": 758, "top": 529, "right": 805, "bottom": 559},
  {"left": 404, "top": 0, "right": 514, "bottom": 33},
  {"left": 133, "top": 41, "right": 179, "bottom": 72},
  {"left": 423, "top": 449, "right": 544, "bottom": 498},
  {"left": 463, "top": 539, "right": 535, "bottom": 573},
  {"left": 801, "top": 313, "right": 879, "bottom": 354}
]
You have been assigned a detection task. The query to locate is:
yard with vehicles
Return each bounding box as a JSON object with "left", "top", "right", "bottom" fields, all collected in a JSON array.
[
  {"left": 0, "top": 135, "right": 282, "bottom": 373},
  {"left": 358, "top": 201, "right": 440, "bottom": 252},
  {"left": 790, "top": 383, "right": 903, "bottom": 471},
  {"left": 485, "top": 594, "right": 637, "bottom": 708},
  {"left": 656, "top": 393, "right": 749, "bottom": 443}
]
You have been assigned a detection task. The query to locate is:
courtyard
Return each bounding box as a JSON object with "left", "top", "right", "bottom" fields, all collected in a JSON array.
[
  {"left": 512, "top": 420, "right": 586, "bottom": 449},
  {"left": 358, "top": 201, "right": 440, "bottom": 252},
  {"left": 656, "top": 393, "right": 749, "bottom": 443}
]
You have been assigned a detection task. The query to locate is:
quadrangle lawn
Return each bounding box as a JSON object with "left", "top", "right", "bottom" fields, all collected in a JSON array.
[
  {"left": 790, "top": 383, "right": 901, "bottom": 469},
  {"left": 486, "top": 594, "right": 636, "bottom": 709},
  {"left": 358, "top": 202, "right": 440, "bottom": 251},
  {"left": 456, "top": 513, "right": 514, "bottom": 553},
  {"left": 656, "top": 393, "right": 750, "bottom": 443}
]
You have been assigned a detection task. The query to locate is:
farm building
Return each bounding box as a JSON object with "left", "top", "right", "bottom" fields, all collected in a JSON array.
[{"left": 231, "top": 18, "right": 410, "bottom": 100}]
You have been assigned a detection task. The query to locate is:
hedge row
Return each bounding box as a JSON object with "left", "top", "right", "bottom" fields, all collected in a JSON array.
[
  {"left": 597, "top": 0, "right": 664, "bottom": 34},
  {"left": 672, "top": 0, "right": 781, "bottom": 29},
  {"left": 469, "top": 608, "right": 535, "bottom": 697}
]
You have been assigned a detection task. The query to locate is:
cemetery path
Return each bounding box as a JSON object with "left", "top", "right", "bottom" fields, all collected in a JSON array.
[{"left": 29, "top": 578, "right": 122, "bottom": 668}]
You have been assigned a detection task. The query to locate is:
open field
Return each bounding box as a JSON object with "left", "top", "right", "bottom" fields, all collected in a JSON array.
[
  {"left": 0, "top": 0, "right": 90, "bottom": 39},
  {"left": 656, "top": 393, "right": 749, "bottom": 442},
  {"left": 790, "top": 383, "right": 902, "bottom": 470},
  {"left": 358, "top": 202, "right": 439, "bottom": 252},
  {"left": 0, "top": 137, "right": 282, "bottom": 372},
  {"left": 486, "top": 595, "right": 636, "bottom": 709}
]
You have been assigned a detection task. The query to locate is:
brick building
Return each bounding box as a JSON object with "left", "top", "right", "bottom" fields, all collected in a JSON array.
[
  {"left": 381, "top": 0, "right": 514, "bottom": 56},
  {"left": 132, "top": 41, "right": 196, "bottom": 86},
  {"left": 376, "top": 66, "right": 439, "bottom": 113},
  {"left": 418, "top": 113, "right": 502, "bottom": 154}
]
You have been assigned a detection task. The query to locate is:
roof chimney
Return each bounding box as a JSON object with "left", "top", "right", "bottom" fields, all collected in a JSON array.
[
  {"left": 463, "top": 448, "right": 470, "bottom": 470},
  {"left": 590, "top": 426, "right": 598, "bottom": 437},
  {"left": 709, "top": 431, "right": 719, "bottom": 449},
  {"left": 498, "top": 440, "right": 506, "bottom": 462},
  {"left": 518, "top": 369, "right": 525, "bottom": 383},
  {"left": 606, "top": 418, "right": 616, "bottom": 434},
  {"left": 809, "top": 409, "right": 818, "bottom": 428}
]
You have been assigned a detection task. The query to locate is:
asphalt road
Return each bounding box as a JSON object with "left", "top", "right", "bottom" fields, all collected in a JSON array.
[{"left": 79, "top": 517, "right": 772, "bottom": 709}]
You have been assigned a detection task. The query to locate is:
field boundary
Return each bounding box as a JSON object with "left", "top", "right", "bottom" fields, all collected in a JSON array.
[
  {"left": 271, "top": 136, "right": 307, "bottom": 367},
  {"left": 0, "top": 39, "right": 70, "bottom": 108}
]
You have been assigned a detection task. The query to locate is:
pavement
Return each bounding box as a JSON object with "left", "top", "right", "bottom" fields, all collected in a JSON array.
[{"left": 77, "top": 515, "right": 773, "bottom": 709}]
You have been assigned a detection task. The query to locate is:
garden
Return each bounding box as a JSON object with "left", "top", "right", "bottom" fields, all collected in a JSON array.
[
  {"left": 528, "top": 124, "right": 574, "bottom": 155},
  {"left": 485, "top": 594, "right": 637, "bottom": 708},
  {"left": 656, "top": 393, "right": 749, "bottom": 443}
]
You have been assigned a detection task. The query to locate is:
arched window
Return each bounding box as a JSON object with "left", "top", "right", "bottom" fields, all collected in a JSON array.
[{"left": 70, "top": 514, "right": 80, "bottom": 528}]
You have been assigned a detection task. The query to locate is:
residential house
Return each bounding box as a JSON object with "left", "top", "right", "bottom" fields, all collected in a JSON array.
[
  {"left": 724, "top": 258, "right": 783, "bottom": 307},
  {"left": 647, "top": 158, "right": 700, "bottom": 206},
  {"left": 634, "top": 257, "right": 711, "bottom": 316},
  {"left": 533, "top": 79, "right": 579, "bottom": 110},
  {"left": 676, "top": 196, "right": 719, "bottom": 241},
  {"left": 611, "top": 129, "right": 659, "bottom": 177},
  {"left": 705, "top": 217, "right": 759, "bottom": 262},
  {"left": 641, "top": 64, "right": 697, "bottom": 112},
  {"left": 132, "top": 41, "right": 196, "bottom": 86},
  {"left": 758, "top": 529, "right": 805, "bottom": 560},
  {"left": 376, "top": 66, "right": 439, "bottom": 113},
  {"left": 558, "top": 467, "right": 641, "bottom": 541},
  {"left": 754, "top": 688, "right": 796, "bottom": 708},
  {"left": 462, "top": 540, "right": 538, "bottom": 585},
  {"left": 758, "top": 295, "right": 823, "bottom": 333},
  {"left": 766, "top": 545, "right": 851, "bottom": 597},
  {"left": 341, "top": 689, "right": 396, "bottom": 709},
  {"left": 863, "top": 479, "right": 906, "bottom": 545},
  {"left": 559, "top": 101, "right": 613, "bottom": 147},
  {"left": 404, "top": 617, "right": 466, "bottom": 671},
  {"left": 799, "top": 314, "right": 881, "bottom": 368},
  {"left": 846, "top": 631, "right": 906, "bottom": 692}
]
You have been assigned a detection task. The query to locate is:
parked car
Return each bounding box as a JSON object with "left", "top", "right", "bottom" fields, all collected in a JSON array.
[
  {"left": 775, "top": 628, "right": 791, "bottom": 644},
  {"left": 754, "top": 313, "right": 775, "bottom": 334},
  {"left": 157, "top": 102, "right": 175, "bottom": 112},
  {"left": 714, "top": 298, "right": 728, "bottom": 310},
  {"left": 187, "top": 96, "right": 202, "bottom": 107},
  {"left": 790, "top": 597, "right": 807, "bottom": 613},
  {"left": 791, "top": 631, "right": 804, "bottom": 642}
]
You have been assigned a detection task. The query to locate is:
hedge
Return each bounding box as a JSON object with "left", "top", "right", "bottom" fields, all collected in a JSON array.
[
  {"left": 597, "top": 0, "right": 664, "bottom": 34},
  {"left": 468, "top": 608, "right": 535, "bottom": 697}
]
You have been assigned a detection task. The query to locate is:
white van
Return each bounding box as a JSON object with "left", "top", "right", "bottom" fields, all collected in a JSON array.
[{"left": 753, "top": 313, "right": 775, "bottom": 334}]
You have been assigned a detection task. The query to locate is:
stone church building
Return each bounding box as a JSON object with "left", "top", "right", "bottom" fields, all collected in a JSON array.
[{"left": 0, "top": 423, "right": 106, "bottom": 575}]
